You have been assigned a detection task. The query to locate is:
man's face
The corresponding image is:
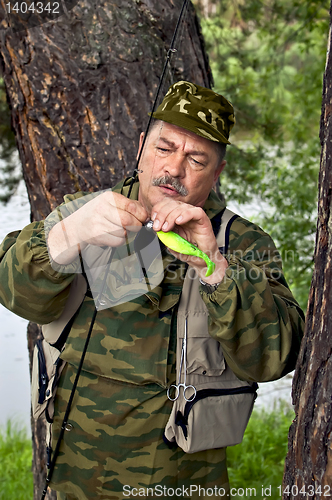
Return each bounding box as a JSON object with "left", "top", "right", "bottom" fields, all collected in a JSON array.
[{"left": 137, "top": 122, "right": 226, "bottom": 214}]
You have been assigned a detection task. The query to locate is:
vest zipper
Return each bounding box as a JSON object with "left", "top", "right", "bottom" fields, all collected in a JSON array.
[{"left": 183, "top": 384, "right": 258, "bottom": 421}]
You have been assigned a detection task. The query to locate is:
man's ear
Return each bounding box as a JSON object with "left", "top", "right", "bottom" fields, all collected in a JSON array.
[
  {"left": 136, "top": 132, "right": 145, "bottom": 160},
  {"left": 214, "top": 160, "right": 226, "bottom": 183}
]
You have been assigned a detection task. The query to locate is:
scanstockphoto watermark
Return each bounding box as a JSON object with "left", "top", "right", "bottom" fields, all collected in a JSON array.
[
  {"left": 2, "top": 0, "right": 79, "bottom": 32},
  {"left": 122, "top": 484, "right": 258, "bottom": 497},
  {"left": 123, "top": 484, "right": 325, "bottom": 498},
  {"left": 164, "top": 247, "right": 295, "bottom": 283}
]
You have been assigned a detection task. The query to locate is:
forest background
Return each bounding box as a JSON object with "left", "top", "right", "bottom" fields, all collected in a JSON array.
[{"left": 0, "top": 0, "right": 330, "bottom": 312}]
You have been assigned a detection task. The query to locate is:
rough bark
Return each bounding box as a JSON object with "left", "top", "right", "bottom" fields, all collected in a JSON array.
[
  {"left": 0, "top": 1, "right": 212, "bottom": 498},
  {"left": 0, "top": 0, "right": 212, "bottom": 220},
  {"left": 27, "top": 323, "right": 54, "bottom": 500},
  {"left": 283, "top": 3, "right": 332, "bottom": 496}
]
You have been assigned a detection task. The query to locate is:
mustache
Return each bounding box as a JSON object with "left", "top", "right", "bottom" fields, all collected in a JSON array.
[{"left": 152, "top": 176, "right": 188, "bottom": 197}]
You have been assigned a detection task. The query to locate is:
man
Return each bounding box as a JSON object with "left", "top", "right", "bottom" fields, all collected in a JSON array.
[{"left": 0, "top": 81, "right": 304, "bottom": 499}]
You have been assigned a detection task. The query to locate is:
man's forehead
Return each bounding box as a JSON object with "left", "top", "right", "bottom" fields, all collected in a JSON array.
[{"left": 151, "top": 121, "right": 216, "bottom": 150}]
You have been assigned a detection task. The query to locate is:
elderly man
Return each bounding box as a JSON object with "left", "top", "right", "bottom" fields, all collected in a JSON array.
[{"left": 0, "top": 81, "right": 304, "bottom": 499}]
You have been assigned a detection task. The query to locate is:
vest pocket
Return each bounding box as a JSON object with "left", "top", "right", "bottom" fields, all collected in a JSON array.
[
  {"left": 183, "top": 314, "right": 225, "bottom": 376},
  {"left": 186, "top": 336, "right": 225, "bottom": 375},
  {"left": 164, "top": 383, "right": 258, "bottom": 453}
]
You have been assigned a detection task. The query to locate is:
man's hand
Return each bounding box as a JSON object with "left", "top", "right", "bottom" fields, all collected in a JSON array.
[
  {"left": 150, "top": 199, "right": 228, "bottom": 284},
  {"left": 48, "top": 191, "right": 148, "bottom": 265}
]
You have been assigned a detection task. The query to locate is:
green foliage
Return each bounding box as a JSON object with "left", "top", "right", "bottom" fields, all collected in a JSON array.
[
  {"left": 195, "top": 0, "right": 329, "bottom": 310},
  {"left": 0, "top": 421, "right": 33, "bottom": 500},
  {"left": 227, "top": 403, "right": 295, "bottom": 499}
]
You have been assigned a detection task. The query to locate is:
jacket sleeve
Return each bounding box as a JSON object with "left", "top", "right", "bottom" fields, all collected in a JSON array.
[
  {"left": 0, "top": 220, "right": 78, "bottom": 324},
  {"left": 200, "top": 221, "right": 305, "bottom": 383}
]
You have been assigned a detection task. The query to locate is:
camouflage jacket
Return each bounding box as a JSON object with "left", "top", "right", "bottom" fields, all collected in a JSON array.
[{"left": 0, "top": 178, "right": 304, "bottom": 499}]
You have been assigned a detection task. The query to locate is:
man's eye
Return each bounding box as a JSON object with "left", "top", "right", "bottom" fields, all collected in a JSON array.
[
  {"left": 157, "top": 147, "right": 169, "bottom": 153},
  {"left": 191, "top": 157, "right": 204, "bottom": 167}
]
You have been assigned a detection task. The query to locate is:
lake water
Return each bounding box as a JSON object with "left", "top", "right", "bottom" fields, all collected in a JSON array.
[
  {"left": 0, "top": 181, "right": 295, "bottom": 434},
  {"left": 0, "top": 180, "right": 31, "bottom": 431}
]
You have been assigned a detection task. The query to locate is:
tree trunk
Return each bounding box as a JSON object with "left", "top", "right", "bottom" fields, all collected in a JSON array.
[
  {"left": 0, "top": 1, "right": 212, "bottom": 498},
  {"left": 283, "top": 3, "right": 332, "bottom": 496},
  {"left": 0, "top": 0, "right": 212, "bottom": 220}
]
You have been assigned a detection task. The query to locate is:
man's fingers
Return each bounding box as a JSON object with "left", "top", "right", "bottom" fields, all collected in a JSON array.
[
  {"left": 150, "top": 199, "right": 220, "bottom": 260},
  {"left": 152, "top": 203, "right": 207, "bottom": 233},
  {"left": 102, "top": 191, "right": 148, "bottom": 226},
  {"left": 48, "top": 190, "right": 149, "bottom": 264}
]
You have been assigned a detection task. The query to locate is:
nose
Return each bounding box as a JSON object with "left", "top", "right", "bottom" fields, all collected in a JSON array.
[{"left": 163, "top": 151, "right": 185, "bottom": 178}]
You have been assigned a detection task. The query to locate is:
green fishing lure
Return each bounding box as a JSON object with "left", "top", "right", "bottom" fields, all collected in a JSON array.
[{"left": 156, "top": 229, "right": 216, "bottom": 277}]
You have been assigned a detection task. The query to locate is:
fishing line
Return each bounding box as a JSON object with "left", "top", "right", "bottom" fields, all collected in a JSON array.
[{"left": 165, "top": 0, "right": 189, "bottom": 88}]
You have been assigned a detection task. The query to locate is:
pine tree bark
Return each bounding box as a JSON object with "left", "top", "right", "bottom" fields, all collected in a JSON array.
[
  {"left": 283, "top": 3, "right": 332, "bottom": 496},
  {"left": 0, "top": 1, "right": 212, "bottom": 498},
  {"left": 0, "top": 0, "right": 212, "bottom": 220}
]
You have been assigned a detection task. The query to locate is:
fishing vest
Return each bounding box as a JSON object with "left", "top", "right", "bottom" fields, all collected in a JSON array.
[
  {"left": 31, "top": 208, "right": 258, "bottom": 453},
  {"left": 163, "top": 265, "right": 257, "bottom": 452},
  {"left": 163, "top": 208, "right": 257, "bottom": 452}
]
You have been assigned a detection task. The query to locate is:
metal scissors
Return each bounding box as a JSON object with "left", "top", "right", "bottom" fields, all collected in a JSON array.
[{"left": 167, "top": 318, "right": 197, "bottom": 402}]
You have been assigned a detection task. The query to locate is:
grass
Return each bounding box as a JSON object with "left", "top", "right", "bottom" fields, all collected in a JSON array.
[
  {"left": 0, "top": 404, "right": 293, "bottom": 499},
  {"left": 227, "top": 402, "right": 294, "bottom": 499},
  {"left": 0, "top": 421, "right": 33, "bottom": 500}
]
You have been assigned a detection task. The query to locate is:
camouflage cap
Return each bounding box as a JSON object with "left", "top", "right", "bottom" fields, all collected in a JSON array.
[{"left": 150, "top": 81, "right": 235, "bottom": 144}]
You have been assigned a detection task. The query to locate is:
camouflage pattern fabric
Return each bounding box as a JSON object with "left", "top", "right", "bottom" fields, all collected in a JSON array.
[
  {"left": 0, "top": 177, "right": 304, "bottom": 499},
  {"left": 151, "top": 81, "right": 235, "bottom": 144}
]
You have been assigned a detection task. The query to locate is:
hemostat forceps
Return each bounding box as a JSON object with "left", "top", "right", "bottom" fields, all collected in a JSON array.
[{"left": 167, "top": 318, "right": 197, "bottom": 402}]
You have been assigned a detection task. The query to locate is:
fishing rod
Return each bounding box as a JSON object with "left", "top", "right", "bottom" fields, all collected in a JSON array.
[{"left": 40, "top": 1, "right": 190, "bottom": 498}]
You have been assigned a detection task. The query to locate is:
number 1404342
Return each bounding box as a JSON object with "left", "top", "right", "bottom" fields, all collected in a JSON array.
[
  {"left": 280, "top": 485, "right": 331, "bottom": 497},
  {"left": 5, "top": 2, "right": 59, "bottom": 14}
]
